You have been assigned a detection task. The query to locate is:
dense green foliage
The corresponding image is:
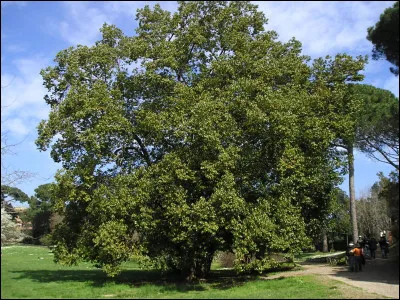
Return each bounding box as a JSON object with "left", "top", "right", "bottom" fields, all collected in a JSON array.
[
  {"left": 36, "top": 1, "right": 366, "bottom": 279},
  {"left": 326, "top": 189, "right": 351, "bottom": 243},
  {"left": 367, "top": 1, "right": 399, "bottom": 75}
]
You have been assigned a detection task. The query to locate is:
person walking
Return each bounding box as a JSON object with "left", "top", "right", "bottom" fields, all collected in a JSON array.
[
  {"left": 379, "top": 235, "right": 389, "bottom": 258},
  {"left": 346, "top": 242, "right": 356, "bottom": 271},
  {"left": 349, "top": 242, "right": 363, "bottom": 271},
  {"left": 357, "top": 235, "right": 365, "bottom": 248},
  {"left": 363, "top": 236, "right": 370, "bottom": 259},
  {"left": 369, "top": 237, "right": 378, "bottom": 259}
]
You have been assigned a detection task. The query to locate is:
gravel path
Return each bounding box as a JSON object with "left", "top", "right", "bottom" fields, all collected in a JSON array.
[{"left": 262, "top": 248, "right": 399, "bottom": 299}]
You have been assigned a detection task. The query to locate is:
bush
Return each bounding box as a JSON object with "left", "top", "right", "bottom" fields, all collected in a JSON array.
[
  {"left": 39, "top": 234, "right": 53, "bottom": 246},
  {"left": 22, "top": 236, "right": 34, "bottom": 244}
]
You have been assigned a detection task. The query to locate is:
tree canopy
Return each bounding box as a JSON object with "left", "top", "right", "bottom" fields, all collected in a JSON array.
[
  {"left": 367, "top": 1, "right": 399, "bottom": 75},
  {"left": 1, "top": 185, "right": 30, "bottom": 213},
  {"left": 351, "top": 84, "right": 399, "bottom": 171},
  {"left": 36, "top": 1, "right": 366, "bottom": 279},
  {"left": 334, "top": 83, "right": 400, "bottom": 243}
]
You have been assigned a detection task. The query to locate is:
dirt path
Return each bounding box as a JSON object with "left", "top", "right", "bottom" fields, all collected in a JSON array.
[{"left": 262, "top": 248, "right": 399, "bottom": 299}]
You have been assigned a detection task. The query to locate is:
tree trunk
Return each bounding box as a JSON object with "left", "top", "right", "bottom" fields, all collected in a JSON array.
[
  {"left": 348, "top": 144, "right": 358, "bottom": 243},
  {"left": 193, "top": 250, "right": 215, "bottom": 279},
  {"left": 322, "top": 227, "right": 329, "bottom": 253}
]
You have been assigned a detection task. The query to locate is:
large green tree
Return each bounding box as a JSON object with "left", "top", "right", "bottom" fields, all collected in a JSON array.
[
  {"left": 36, "top": 1, "right": 365, "bottom": 279},
  {"left": 309, "top": 57, "right": 367, "bottom": 245},
  {"left": 367, "top": 1, "right": 399, "bottom": 75},
  {"left": 326, "top": 83, "right": 398, "bottom": 244},
  {"left": 351, "top": 84, "right": 398, "bottom": 243}
]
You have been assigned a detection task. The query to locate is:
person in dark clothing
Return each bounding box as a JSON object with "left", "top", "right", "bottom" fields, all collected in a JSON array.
[
  {"left": 346, "top": 242, "right": 357, "bottom": 271},
  {"left": 357, "top": 235, "right": 365, "bottom": 248},
  {"left": 369, "top": 237, "right": 378, "bottom": 259},
  {"left": 363, "top": 236, "right": 370, "bottom": 258},
  {"left": 379, "top": 235, "right": 389, "bottom": 258},
  {"left": 346, "top": 242, "right": 354, "bottom": 257}
]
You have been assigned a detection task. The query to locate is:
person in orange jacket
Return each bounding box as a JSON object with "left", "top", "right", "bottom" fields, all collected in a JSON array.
[{"left": 350, "top": 243, "right": 364, "bottom": 271}]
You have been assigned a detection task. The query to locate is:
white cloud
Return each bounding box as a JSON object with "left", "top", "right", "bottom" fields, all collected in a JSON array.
[
  {"left": 1, "top": 56, "right": 50, "bottom": 138},
  {"left": 3, "top": 118, "right": 29, "bottom": 136},
  {"left": 57, "top": 1, "right": 112, "bottom": 46},
  {"left": 254, "top": 1, "right": 396, "bottom": 58},
  {"left": 5, "top": 44, "right": 25, "bottom": 53},
  {"left": 102, "top": 1, "right": 145, "bottom": 19},
  {"left": 53, "top": 1, "right": 179, "bottom": 47},
  {"left": 1, "top": 1, "right": 27, "bottom": 8},
  {"left": 103, "top": 1, "right": 178, "bottom": 18},
  {"left": 362, "top": 59, "right": 399, "bottom": 98},
  {"left": 253, "top": 1, "right": 399, "bottom": 98}
]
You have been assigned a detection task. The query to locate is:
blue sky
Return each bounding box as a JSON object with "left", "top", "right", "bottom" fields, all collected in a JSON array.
[{"left": 1, "top": 1, "right": 398, "bottom": 204}]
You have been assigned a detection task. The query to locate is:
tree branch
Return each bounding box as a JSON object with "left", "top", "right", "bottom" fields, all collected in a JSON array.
[
  {"left": 364, "top": 139, "right": 399, "bottom": 170},
  {"left": 133, "top": 135, "right": 152, "bottom": 166},
  {"left": 113, "top": 136, "right": 152, "bottom": 167}
]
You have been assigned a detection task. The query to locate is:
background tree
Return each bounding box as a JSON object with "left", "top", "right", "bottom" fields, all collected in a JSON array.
[
  {"left": 352, "top": 84, "right": 399, "bottom": 171},
  {"left": 1, "top": 185, "right": 30, "bottom": 216},
  {"left": 323, "top": 188, "right": 352, "bottom": 251},
  {"left": 37, "top": 1, "right": 366, "bottom": 279},
  {"left": 25, "top": 183, "right": 59, "bottom": 242},
  {"left": 357, "top": 175, "right": 393, "bottom": 239},
  {"left": 367, "top": 1, "right": 399, "bottom": 75},
  {"left": 351, "top": 84, "right": 398, "bottom": 243},
  {"left": 377, "top": 171, "right": 399, "bottom": 240},
  {"left": 309, "top": 56, "right": 367, "bottom": 245},
  {"left": 1, "top": 207, "right": 24, "bottom": 245},
  {"left": 320, "top": 82, "right": 399, "bottom": 245}
]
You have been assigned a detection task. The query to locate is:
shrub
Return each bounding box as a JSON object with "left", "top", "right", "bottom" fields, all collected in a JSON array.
[
  {"left": 22, "top": 236, "right": 34, "bottom": 244},
  {"left": 39, "top": 234, "right": 53, "bottom": 246}
]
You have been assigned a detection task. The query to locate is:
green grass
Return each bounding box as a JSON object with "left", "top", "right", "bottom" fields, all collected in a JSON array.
[{"left": 1, "top": 245, "right": 350, "bottom": 299}]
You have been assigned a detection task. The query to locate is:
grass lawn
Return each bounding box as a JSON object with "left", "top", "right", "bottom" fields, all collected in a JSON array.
[{"left": 1, "top": 245, "right": 361, "bottom": 299}]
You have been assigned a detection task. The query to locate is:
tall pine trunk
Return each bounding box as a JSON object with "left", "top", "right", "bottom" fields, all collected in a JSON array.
[{"left": 348, "top": 144, "right": 358, "bottom": 243}]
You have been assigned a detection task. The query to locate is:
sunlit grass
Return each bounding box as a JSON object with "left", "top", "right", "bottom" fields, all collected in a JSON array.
[{"left": 1, "top": 245, "right": 356, "bottom": 299}]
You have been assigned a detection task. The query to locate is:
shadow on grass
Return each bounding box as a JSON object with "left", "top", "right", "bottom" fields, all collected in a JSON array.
[{"left": 10, "top": 268, "right": 260, "bottom": 292}]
